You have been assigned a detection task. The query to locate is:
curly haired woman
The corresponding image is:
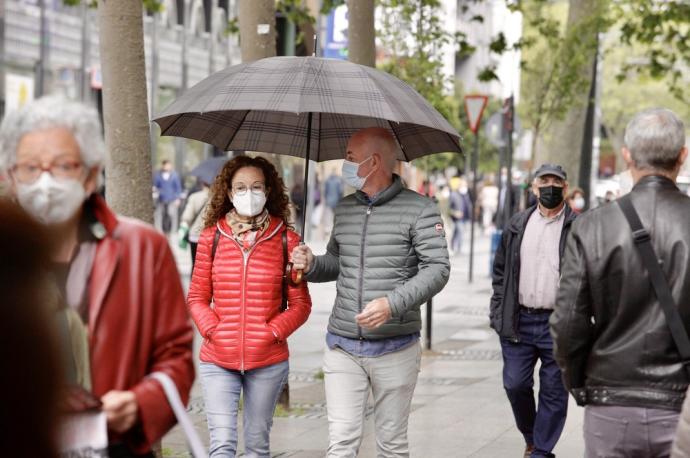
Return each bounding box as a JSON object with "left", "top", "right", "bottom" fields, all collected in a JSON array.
[{"left": 187, "top": 156, "right": 312, "bottom": 458}]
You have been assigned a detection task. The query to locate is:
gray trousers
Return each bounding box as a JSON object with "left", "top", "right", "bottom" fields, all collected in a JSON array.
[
  {"left": 585, "top": 405, "right": 679, "bottom": 458},
  {"left": 154, "top": 200, "right": 179, "bottom": 235},
  {"left": 323, "top": 343, "right": 421, "bottom": 458}
]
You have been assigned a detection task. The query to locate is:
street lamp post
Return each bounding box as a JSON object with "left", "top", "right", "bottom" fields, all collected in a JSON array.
[{"left": 464, "top": 95, "right": 488, "bottom": 283}]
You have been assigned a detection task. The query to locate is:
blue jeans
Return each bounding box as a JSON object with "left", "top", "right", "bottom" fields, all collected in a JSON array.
[
  {"left": 500, "top": 311, "right": 568, "bottom": 458},
  {"left": 199, "top": 361, "right": 289, "bottom": 458}
]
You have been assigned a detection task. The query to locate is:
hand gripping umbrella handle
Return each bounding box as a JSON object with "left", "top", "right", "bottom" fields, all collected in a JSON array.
[{"left": 286, "top": 262, "right": 303, "bottom": 286}]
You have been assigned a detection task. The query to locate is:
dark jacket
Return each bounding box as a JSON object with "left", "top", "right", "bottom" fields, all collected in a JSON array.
[
  {"left": 490, "top": 203, "right": 577, "bottom": 341},
  {"left": 551, "top": 176, "right": 690, "bottom": 411}
]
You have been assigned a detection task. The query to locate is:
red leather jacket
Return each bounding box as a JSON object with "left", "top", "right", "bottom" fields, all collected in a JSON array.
[
  {"left": 88, "top": 195, "right": 194, "bottom": 453},
  {"left": 187, "top": 216, "right": 311, "bottom": 371}
]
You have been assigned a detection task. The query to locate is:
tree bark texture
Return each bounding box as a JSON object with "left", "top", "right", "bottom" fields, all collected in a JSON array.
[
  {"left": 238, "top": 0, "right": 276, "bottom": 62},
  {"left": 537, "top": 0, "right": 601, "bottom": 186},
  {"left": 347, "top": 0, "right": 376, "bottom": 67},
  {"left": 98, "top": 1, "right": 153, "bottom": 223},
  {"left": 302, "top": 0, "right": 320, "bottom": 56}
]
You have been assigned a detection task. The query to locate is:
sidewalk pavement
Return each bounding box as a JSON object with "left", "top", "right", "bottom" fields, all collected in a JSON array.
[{"left": 163, "top": 230, "right": 585, "bottom": 457}]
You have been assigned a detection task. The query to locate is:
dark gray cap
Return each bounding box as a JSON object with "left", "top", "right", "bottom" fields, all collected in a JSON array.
[{"left": 534, "top": 163, "right": 567, "bottom": 180}]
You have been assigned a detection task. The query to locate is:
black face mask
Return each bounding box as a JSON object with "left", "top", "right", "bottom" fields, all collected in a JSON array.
[{"left": 538, "top": 185, "right": 564, "bottom": 209}]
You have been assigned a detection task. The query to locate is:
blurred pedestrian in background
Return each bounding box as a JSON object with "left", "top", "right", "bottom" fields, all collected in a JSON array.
[
  {"left": 566, "top": 187, "right": 586, "bottom": 214},
  {"left": 604, "top": 189, "right": 616, "bottom": 203},
  {"left": 552, "top": 108, "right": 690, "bottom": 457},
  {"left": 448, "top": 176, "right": 472, "bottom": 256},
  {"left": 0, "top": 96, "right": 194, "bottom": 457},
  {"left": 0, "top": 201, "right": 62, "bottom": 458},
  {"left": 187, "top": 155, "right": 311, "bottom": 457},
  {"left": 322, "top": 170, "right": 343, "bottom": 236},
  {"left": 290, "top": 180, "right": 305, "bottom": 235},
  {"left": 179, "top": 179, "right": 211, "bottom": 270},
  {"left": 480, "top": 177, "right": 499, "bottom": 234},
  {"left": 153, "top": 159, "right": 182, "bottom": 235}
]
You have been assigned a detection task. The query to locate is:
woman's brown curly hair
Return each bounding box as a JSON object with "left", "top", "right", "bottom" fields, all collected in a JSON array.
[{"left": 204, "top": 155, "right": 292, "bottom": 228}]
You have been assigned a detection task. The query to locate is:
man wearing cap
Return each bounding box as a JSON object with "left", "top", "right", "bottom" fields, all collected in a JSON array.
[{"left": 490, "top": 164, "right": 577, "bottom": 458}]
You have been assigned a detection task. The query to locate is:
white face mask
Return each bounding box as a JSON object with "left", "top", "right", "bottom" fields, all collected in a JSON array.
[
  {"left": 341, "top": 156, "right": 373, "bottom": 190},
  {"left": 16, "top": 172, "right": 87, "bottom": 225},
  {"left": 573, "top": 196, "right": 585, "bottom": 210},
  {"left": 232, "top": 191, "right": 267, "bottom": 217}
]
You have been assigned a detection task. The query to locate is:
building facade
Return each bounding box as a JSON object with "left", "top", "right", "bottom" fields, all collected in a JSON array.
[{"left": 2, "top": 0, "right": 241, "bottom": 173}]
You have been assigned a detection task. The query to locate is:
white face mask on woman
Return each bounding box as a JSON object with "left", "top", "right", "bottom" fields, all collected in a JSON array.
[
  {"left": 573, "top": 196, "right": 585, "bottom": 210},
  {"left": 232, "top": 191, "right": 267, "bottom": 217},
  {"left": 16, "top": 172, "right": 87, "bottom": 225}
]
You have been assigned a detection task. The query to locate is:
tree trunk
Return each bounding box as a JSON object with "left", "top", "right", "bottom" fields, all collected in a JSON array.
[
  {"left": 238, "top": 0, "right": 276, "bottom": 62},
  {"left": 347, "top": 0, "right": 375, "bottom": 67},
  {"left": 537, "top": 0, "right": 601, "bottom": 186},
  {"left": 98, "top": 0, "right": 153, "bottom": 223},
  {"left": 302, "top": 0, "right": 320, "bottom": 56}
]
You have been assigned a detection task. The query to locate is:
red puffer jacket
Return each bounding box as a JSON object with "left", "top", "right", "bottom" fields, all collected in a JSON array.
[{"left": 187, "top": 215, "right": 311, "bottom": 371}]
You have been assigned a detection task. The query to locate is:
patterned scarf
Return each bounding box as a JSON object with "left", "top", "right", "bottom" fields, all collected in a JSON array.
[{"left": 226, "top": 209, "right": 271, "bottom": 250}]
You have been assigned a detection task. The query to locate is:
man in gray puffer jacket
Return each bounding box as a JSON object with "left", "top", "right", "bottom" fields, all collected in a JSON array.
[{"left": 292, "top": 127, "right": 450, "bottom": 458}]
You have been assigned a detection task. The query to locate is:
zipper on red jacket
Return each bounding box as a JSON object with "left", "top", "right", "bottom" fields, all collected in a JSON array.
[
  {"left": 218, "top": 221, "right": 284, "bottom": 374},
  {"left": 358, "top": 205, "right": 373, "bottom": 339}
]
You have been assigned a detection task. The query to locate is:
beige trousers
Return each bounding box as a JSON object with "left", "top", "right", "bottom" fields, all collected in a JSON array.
[{"left": 323, "top": 342, "right": 421, "bottom": 458}]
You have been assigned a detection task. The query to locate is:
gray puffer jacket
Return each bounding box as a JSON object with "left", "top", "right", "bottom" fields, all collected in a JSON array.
[{"left": 306, "top": 175, "right": 450, "bottom": 339}]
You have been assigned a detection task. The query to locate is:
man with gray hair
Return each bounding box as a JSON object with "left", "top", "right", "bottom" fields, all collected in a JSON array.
[
  {"left": 292, "top": 127, "right": 450, "bottom": 457},
  {"left": 551, "top": 108, "right": 690, "bottom": 457}
]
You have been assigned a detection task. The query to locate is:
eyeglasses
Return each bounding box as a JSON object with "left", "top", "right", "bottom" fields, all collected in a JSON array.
[
  {"left": 10, "top": 159, "right": 84, "bottom": 184},
  {"left": 231, "top": 181, "right": 266, "bottom": 195}
]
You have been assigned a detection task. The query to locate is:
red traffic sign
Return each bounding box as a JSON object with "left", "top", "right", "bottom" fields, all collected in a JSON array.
[{"left": 464, "top": 95, "right": 489, "bottom": 134}]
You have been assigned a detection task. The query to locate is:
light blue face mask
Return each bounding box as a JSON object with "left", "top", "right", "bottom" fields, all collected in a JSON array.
[{"left": 342, "top": 156, "right": 373, "bottom": 190}]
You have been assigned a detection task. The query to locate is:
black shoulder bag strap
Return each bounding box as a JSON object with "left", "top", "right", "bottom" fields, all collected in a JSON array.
[
  {"left": 281, "top": 230, "right": 289, "bottom": 312},
  {"left": 209, "top": 228, "right": 221, "bottom": 302},
  {"left": 211, "top": 228, "right": 221, "bottom": 260},
  {"left": 617, "top": 195, "right": 690, "bottom": 379}
]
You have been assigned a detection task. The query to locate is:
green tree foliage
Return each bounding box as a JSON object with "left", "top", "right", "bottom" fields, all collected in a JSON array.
[
  {"left": 63, "top": 0, "right": 162, "bottom": 13},
  {"left": 490, "top": 0, "right": 687, "bottom": 174},
  {"left": 512, "top": 0, "right": 609, "bottom": 166},
  {"left": 376, "top": 0, "right": 501, "bottom": 174},
  {"left": 600, "top": 30, "right": 690, "bottom": 170},
  {"left": 614, "top": 0, "right": 690, "bottom": 101}
]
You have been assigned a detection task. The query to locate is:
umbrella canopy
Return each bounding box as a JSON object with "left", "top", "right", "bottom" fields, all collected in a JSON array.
[
  {"left": 188, "top": 156, "right": 228, "bottom": 185},
  {"left": 154, "top": 56, "right": 462, "bottom": 161}
]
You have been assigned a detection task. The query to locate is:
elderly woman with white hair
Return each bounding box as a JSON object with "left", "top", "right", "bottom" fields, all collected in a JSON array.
[{"left": 0, "top": 96, "right": 194, "bottom": 458}]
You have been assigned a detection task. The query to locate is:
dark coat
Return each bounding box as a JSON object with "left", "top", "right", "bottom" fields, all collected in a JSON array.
[
  {"left": 490, "top": 204, "right": 577, "bottom": 341},
  {"left": 551, "top": 176, "right": 690, "bottom": 411}
]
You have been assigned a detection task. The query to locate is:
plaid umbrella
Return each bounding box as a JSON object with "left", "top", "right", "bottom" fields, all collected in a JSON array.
[
  {"left": 153, "top": 56, "right": 462, "bottom": 161},
  {"left": 189, "top": 157, "right": 228, "bottom": 186},
  {"left": 155, "top": 56, "right": 462, "bottom": 258}
]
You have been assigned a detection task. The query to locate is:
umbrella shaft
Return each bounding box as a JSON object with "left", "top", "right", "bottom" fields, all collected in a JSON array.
[{"left": 300, "top": 112, "right": 313, "bottom": 242}]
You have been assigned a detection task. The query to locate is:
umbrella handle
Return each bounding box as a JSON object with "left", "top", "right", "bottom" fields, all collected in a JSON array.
[{"left": 285, "top": 262, "right": 303, "bottom": 286}]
